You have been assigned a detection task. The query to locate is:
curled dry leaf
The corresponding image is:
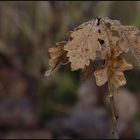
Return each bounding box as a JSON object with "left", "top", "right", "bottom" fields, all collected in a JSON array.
[
  {"left": 124, "top": 32, "right": 140, "bottom": 68},
  {"left": 48, "top": 41, "right": 67, "bottom": 70},
  {"left": 94, "top": 56, "right": 133, "bottom": 89}
]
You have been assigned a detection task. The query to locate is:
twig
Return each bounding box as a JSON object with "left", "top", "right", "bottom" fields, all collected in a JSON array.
[{"left": 108, "top": 80, "right": 119, "bottom": 138}]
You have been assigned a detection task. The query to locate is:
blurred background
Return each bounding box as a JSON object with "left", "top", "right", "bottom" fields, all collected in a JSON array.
[{"left": 0, "top": 1, "right": 140, "bottom": 139}]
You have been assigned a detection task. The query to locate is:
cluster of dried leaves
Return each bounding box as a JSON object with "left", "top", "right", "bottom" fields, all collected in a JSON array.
[{"left": 45, "top": 17, "right": 140, "bottom": 136}]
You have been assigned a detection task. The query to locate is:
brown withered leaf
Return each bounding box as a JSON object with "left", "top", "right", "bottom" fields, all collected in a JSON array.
[
  {"left": 130, "top": 37, "right": 140, "bottom": 67},
  {"left": 48, "top": 41, "right": 67, "bottom": 70},
  {"left": 101, "top": 18, "right": 140, "bottom": 55},
  {"left": 94, "top": 56, "right": 133, "bottom": 88},
  {"left": 124, "top": 29, "right": 140, "bottom": 68},
  {"left": 64, "top": 19, "right": 103, "bottom": 71}
]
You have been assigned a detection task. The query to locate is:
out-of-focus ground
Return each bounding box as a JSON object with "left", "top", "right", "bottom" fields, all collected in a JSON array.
[{"left": 0, "top": 1, "right": 140, "bottom": 139}]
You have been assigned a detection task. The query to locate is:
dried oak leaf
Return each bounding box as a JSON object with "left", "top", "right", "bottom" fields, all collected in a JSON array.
[
  {"left": 102, "top": 18, "right": 140, "bottom": 54},
  {"left": 94, "top": 54, "right": 133, "bottom": 89},
  {"left": 102, "top": 18, "right": 130, "bottom": 53},
  {"left": 129, "top": 37, "right": 140, "bottom": 67},
  {"left": 107, "top": 23, "right": 140, "bottom": 68},
  {"left": 94, "top": 24, "right": 133, "bottom": 89},
  {"left": 123, "top": 28, "right": 140, "bottom": 68},
  {"left": 64, "top": 19, "right": 103, "bottom": 71}
]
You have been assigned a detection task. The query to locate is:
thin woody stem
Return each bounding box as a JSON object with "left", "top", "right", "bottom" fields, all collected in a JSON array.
[
  {"left": 108, "top": 80, "right": 119, "bottom": 137},
  {"left": 110, "top": 95, "right": 119, "bottom": 120},
  {"left": 109, "top": 96, "right": 118, "bottom": 136}
]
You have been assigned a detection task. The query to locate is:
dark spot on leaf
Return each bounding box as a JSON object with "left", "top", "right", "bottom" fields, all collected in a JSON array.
[
  {"left": 98, "top": 30, "right": 101, "bottom": 33},
  {"left": 98, "top": 39, "right": 105, "bottom": 46}
]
